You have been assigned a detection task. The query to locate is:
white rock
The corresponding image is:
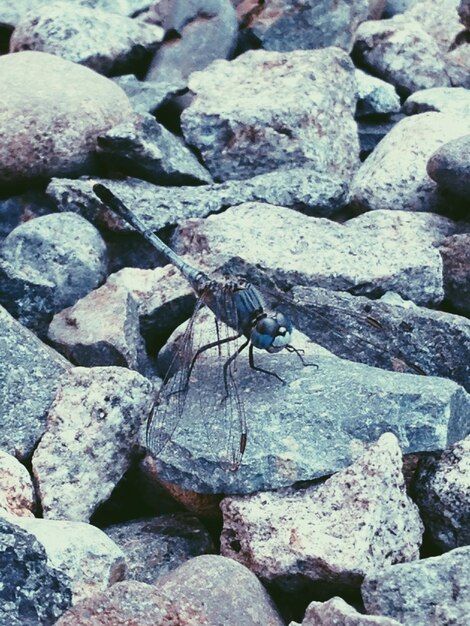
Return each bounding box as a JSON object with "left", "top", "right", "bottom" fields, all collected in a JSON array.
[
  {"left": 0, "top": 451, "right": 35, "bottom": 517},
  {"left": 290, "top": 596, "right": 403, "bottom": 625}
]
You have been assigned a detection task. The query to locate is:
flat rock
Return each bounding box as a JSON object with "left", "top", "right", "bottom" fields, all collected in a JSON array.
[
  {"left": 181, "top": 48, "right": 359, "bottom": 182},
  {"left": 9, "top": 3, "right": 164, "bottom": 76},
  {"left": 0, "top": 213, "right": 108, "bottom": 334},
  {"left": 0, "top": 51, "right": 133, "bottom": 185},
  {"left": 413, "top": 435, "right": 470, "bottom": 550},
  {"left": 427, "top": 133, "right": 470, "bottom": 200},
  {"left": 239, "top": 0, "right": 369, "bottom": 52},
  {"left": 112, "top": 74, "right": 186, "bottom": 115},
  {"left": 0, "top": 517, "right": 71, "bottom": 626},
  {"left": 353, "top": 14, "right": 450, "bottom": 95},
  {"left": 103, "top": 513, "right": 214, "bottom": 584},
  {"left": 362, "top": 546, "right": 470, "bottom": 625},
  {"left": 403, "top": 86, "right": 470, "bottom": 116},
  {"left": 96, "top": 113, "right": 213, "bottom": 185},
  {"left": 290, "top": 596, "right": 403, "bottom": 626},
  {"left": 0, "top": 305, "right": 70, "bottom": 459},
  {"left": 171, "top": 203, "right": 462, "bottom": 305},
  {"left": 440, "top": 233, "right": 470, "bottom": 315},
  {"left": 146, "top": 0, "right": 238, "bottom": 85},
  {"left": 349, "top": 112, "right": 470, "bottom": 213},
  {"left": 32, "top": 366, "right": 153, "bottom": 522},
  {"left": 355, "top": 69, "right": 401, "bottom": 116},
  {"left": 0, "top": 451, "right": 35, "bottom": 517},
  {"left": 9, "top": 516, "right": 126, "bottom": 603},
  {"left": 220, "top": 434, "right": 423, "bottom": 588}
]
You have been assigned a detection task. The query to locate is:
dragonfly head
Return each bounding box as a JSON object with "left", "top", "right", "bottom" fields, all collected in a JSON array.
[{"left": 250, "top": 311, "right": 293, "bottom": 353}]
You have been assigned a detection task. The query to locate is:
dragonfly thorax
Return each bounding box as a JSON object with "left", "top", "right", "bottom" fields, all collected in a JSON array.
[{"left": 250, "top": 311, "right": 293, "bottom": 353}]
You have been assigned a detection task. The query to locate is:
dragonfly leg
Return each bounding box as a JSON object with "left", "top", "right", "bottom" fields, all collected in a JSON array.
[
  {"left": 285, "top": 344, "right": 318, "bottom": 369},
  {"left": 222, "top": 337, "right": 250, "bottom": 399},
  {"left": 249, "top": 343, "right": 286, "bottom": 384}
]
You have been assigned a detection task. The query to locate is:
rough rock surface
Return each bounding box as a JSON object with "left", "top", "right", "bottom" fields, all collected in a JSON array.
[
  {"left": 0, "top": 305, "right": 70, "bottom": 459},
  {"left": 349, "top": 112, "right": 470, "bottom": 213},
  {"left": 405, "top": 0, "right": 462, "bottom": 54},
  {"left": 362, "top": 546, "right": 470, "bottom": 625},
  {"left": 0, "top": 51, "right": 133, "bottom": 186},
  {"left": 355, "top": 68, "right": 401, "bottom": 116},
  {"left": 290, "top": 597, "right": 403, "bottom": 626},
  {"left": 403, "top": 86, "right": 470, "bottom": 116},
  {"left": 0, "top": 451, "right": 35, "bottom": 517},
  {"left": 440, "top": 233, "right": 470, "bottom": 315},
  {"left": 112, "top": 74, "right": 186, "bottom": 115},
  {"left": 413, "top": 435, "right": 470, "bottom": 550},
  {"left": 427, "top": 133, "right": 470, "bottom": 200},
  {"left": 0, "top": 191, "right": 54, "bottom": 243},
  {"left": 220, "top": 434, "right": 423, "bottom": 588},
  {"left": 181, "top": 48, "right": 359, "bottom": 182},
  {"left": 459, "top": 0, "right": 470, "bottom": 27},
  {"left": 32, "top": 366, "right": 153, "bottom": 522},
  {"left": 9, "top": 3, "right": 164, "bottom": 75},
  {"left": 446, "top": 41, "right": 470, "bottom": 88}
]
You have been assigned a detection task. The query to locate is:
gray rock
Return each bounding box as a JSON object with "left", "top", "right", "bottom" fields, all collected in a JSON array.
[
  {"left": 0, "top": 213, "right": 108, "bottom": 333},
  {"left": 103, "top": 513, "right": 215, "bottom": 584},
  {"left": 0, "top": 191, "right": 54, "bottom": 243},
  {"left": 427, "top": 133, "right": 470, "bottom": 200},
  {"left": 0, "top": 451, "right": 35, "bottom": 517},
  {"left": 355, "top": 69, "right": 401, "bottom": 116},
  {"left": 220, "top": 434, "right": 423, "bottom": 587},
  {"left": 146, "top": 0, "right": 238, "bottom": 85},
  {"left": 440, "top": 234, "right": 470, "bottom": 315},
  {"left": 0, "top": 305, "right": 70, "bottom": 460},
  {"left": 362, "top": 546, "right": 470, "bottom": 626},
  {"left": 290, "top": 597, "right": 403, "bottom": 625},
  {"left": 171, "top": 203, "right": 461, "bottom": 305},
  {"left": 32, "top": 366, "right": 153, "bottom": 522},
  {"left": 0, "top": 51, "right": 133, "bottom": 185},
  {"left": 403, "top": 86, "right": 470, "bottom": 116},
  {"left": 9, "top": 516, "right": 126, "bottom": 604},
  {"left": 240, "top": 0, "right": 369, "bottom": 53},
  {"left": 157, "top": 555, "right": 285, "bottom": 626},
  {"left": 9, "top": 3, "right": 164, "bottom": 76},
  {"left": 180, "top": 48, "right": 359, "bottom": 182},
  {"left": 405, "top": 0, "right": 462, "bottom": 54},
  {"left": 349, "top": 112, "right": 470, "bottom": 213},
  {"left": 0, "top": 517, "right": 72, "bottom": 626},
  {"left": 383, "top": 0, "right": 420, "bottom": 16},
  {"left": 414, "top": 435, "right": 470, "bottom": 550},
  {"left": 459, "top": 0, "right": 470, "bottom": 27},
  {"left": 96, "top": 113, "right": 213, "bottom": 185},
  {"left": 353, "top": 15, "right": 450, "bottom": 95},
  {"left": 446, "top": 41, "right": 470, "bottom": 89},
  {"left": 357, "top": 114, "right": 404, "bottom": 158},
  {"left": 112, "top": 74, "right": 186, "bottom": 115}
]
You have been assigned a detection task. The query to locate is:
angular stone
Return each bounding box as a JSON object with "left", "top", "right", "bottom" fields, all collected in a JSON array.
[
  {"left": 0, "top": 517, "right": 71, "bottom": 625},
  {"left": 240, "top": 0, "right": 369, "bottom": 52},
  {"left": 355, "top": 69, "right": 401, "bottom": 116},
  {"left": 220, "top": 434, "right": 423, "bottom": 588},
  {"left": 103, "top": 513, "right": 214, "bottom": 584},
  {"left": 353, "top": 15, "right": 450, "bottom": 95},
  {"left": 427, "top": 134, "right": 470, "bottom": 200},
  {"left": 290, "top": 597, "right": 403, "bottom": 626},
  {"left": 349, "top": 112, "right": 470, "bottom": 213},
  {"left": 96, "top": 113, "right": 213, "bottom": 185},
  {"left": 181, "top": 48, "right": 359, "bottom": 182},
  {"left": 171, "top": 203, "right": 461, "bottom": 305},
  {"left": 440, "top": 233, "right": 470, "bottom": 315},
  {"left": 112, "top": 74, "right": 186, "bottom": 115},
  {"left": 10, "top": 516, "right": 126, "bottom": 603},
  {"left": 32, "top": 366, "right": 153, "bottom": 522},
  {"left": 445, "top": 41, "right": 470, "bottom": 88},
  {"left": 405, "top": 0, "right": 462, "bottom": 53},
  {"left": 0, "top": 305, "right": 70, "bottom": 459},
  {"left": 362, "top": 546, "right": 470, "bottom": 626},
  {"left": 403, "top": 86, "right": 470, "bottom": 116},
  {"left": 0, "top": 51, "right": 133, "bottom": 185},
  {"left": 414, "top": 435, "right": 470, "bottom": 550},
  {"left": 0, "top": 451, "right": 35, "bottom": 517},
  {"left": 9, "top": 4, "right": 164, "bottom": 76}
]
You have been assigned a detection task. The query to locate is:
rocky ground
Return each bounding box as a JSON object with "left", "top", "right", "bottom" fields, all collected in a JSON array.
[{"left": 0, "top": 0, "right": 470, "bottom": 625}]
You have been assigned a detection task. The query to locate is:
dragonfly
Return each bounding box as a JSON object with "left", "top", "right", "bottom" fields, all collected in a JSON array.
[{"left": 93, "top": 183, "right": 314, "bottom": 466}]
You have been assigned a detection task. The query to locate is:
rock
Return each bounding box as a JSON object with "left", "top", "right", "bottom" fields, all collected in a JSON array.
[
  {"left": 112, "top": 74, "right": 186, "bottom": 115},
  {"left": 355, "top": 69, "right": 401, "bottom": 116},
  {"left": 413, "top": 435, "right": 470, "bottom": 550},
  {"left": 0, "top": 51, "right": 133, "bottom": 186},
  {"left": 405, "top": 0, "right": 462, "bottom": 54},
  {"left": 9, "top": 3, "right": 164, "bottom": 76},
  {"left": 0, "top": 451, "right": 35, "bottom": 517},
  {"left": 146, "top": 0, "right": 238, "bottom": 86},
  {"left": 0, "top": 517, "right": 71, "bottom": 625},
  {"left": 220, "top": 434, "right": 423, "bottom": 589},
  {"left": 362, "top": 546, "right": 470, "bottom": 625},
  {"left": 357, "top": 114, "right": 404, "bottom": 158},
  {"left": 290, "top": 597, "right": 403, "bottom": 626},
  {"left": 349, "top": 112, "right": 470, "bottom": 213},
  {"left": 48, "top": 265, "right": 193, "bottom": 373},
  {"left": 171, "top": 203, "right": 462, "bottom": 305},
  {"left": 0, "top": 191, "right": 54, "bottom": 242},
  {"left": 32, "top": 366, "right": 153, "bottom": 522},
  {"left": 157, "top": 554, "right": 285, "bottom": 626},
  {"left": 9, "top": 516, "right": 126, "bottom": 603},
  {"left": 446, "top": 41, "right": 470, "bottom": 88},
  {"left": 0, "top": 213, "right": 108, "bottom": 334},
  {"left": 353, "top": 15, "right": 450, "bottom": 95},
  {"left": 383, "top": 0, "right": 420, "bottom": 16},
  {"left": 403, "top": 86, "right": 470, "bottom": 116},
  {"left": 427, "top": 133, "right": 470, "bottom": 200},
  {"left": 103, "top": 513, "right": 214, "bottom": 584},
  {"left": 96, "top": 113, "right": 213, "bottom": 185},
  {"left": 0, "top": 305, "right": 70, "bottom": 459},
  {"left": 440, "top": 234, "right": 470, "bottom": 315},
  {"left": 181, "top": 48, "right": 359, "bottom": 182},
  {"left": 458, "top": 0, "right": 470, "bottom": 27},
  {"left": 239, "top": 0, "right": 369, "bottom": 52}
]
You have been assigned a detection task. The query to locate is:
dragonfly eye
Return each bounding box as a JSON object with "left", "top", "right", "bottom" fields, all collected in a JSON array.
[{"left": 252, "top": 312, "right": 293, "bottom": 352}]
